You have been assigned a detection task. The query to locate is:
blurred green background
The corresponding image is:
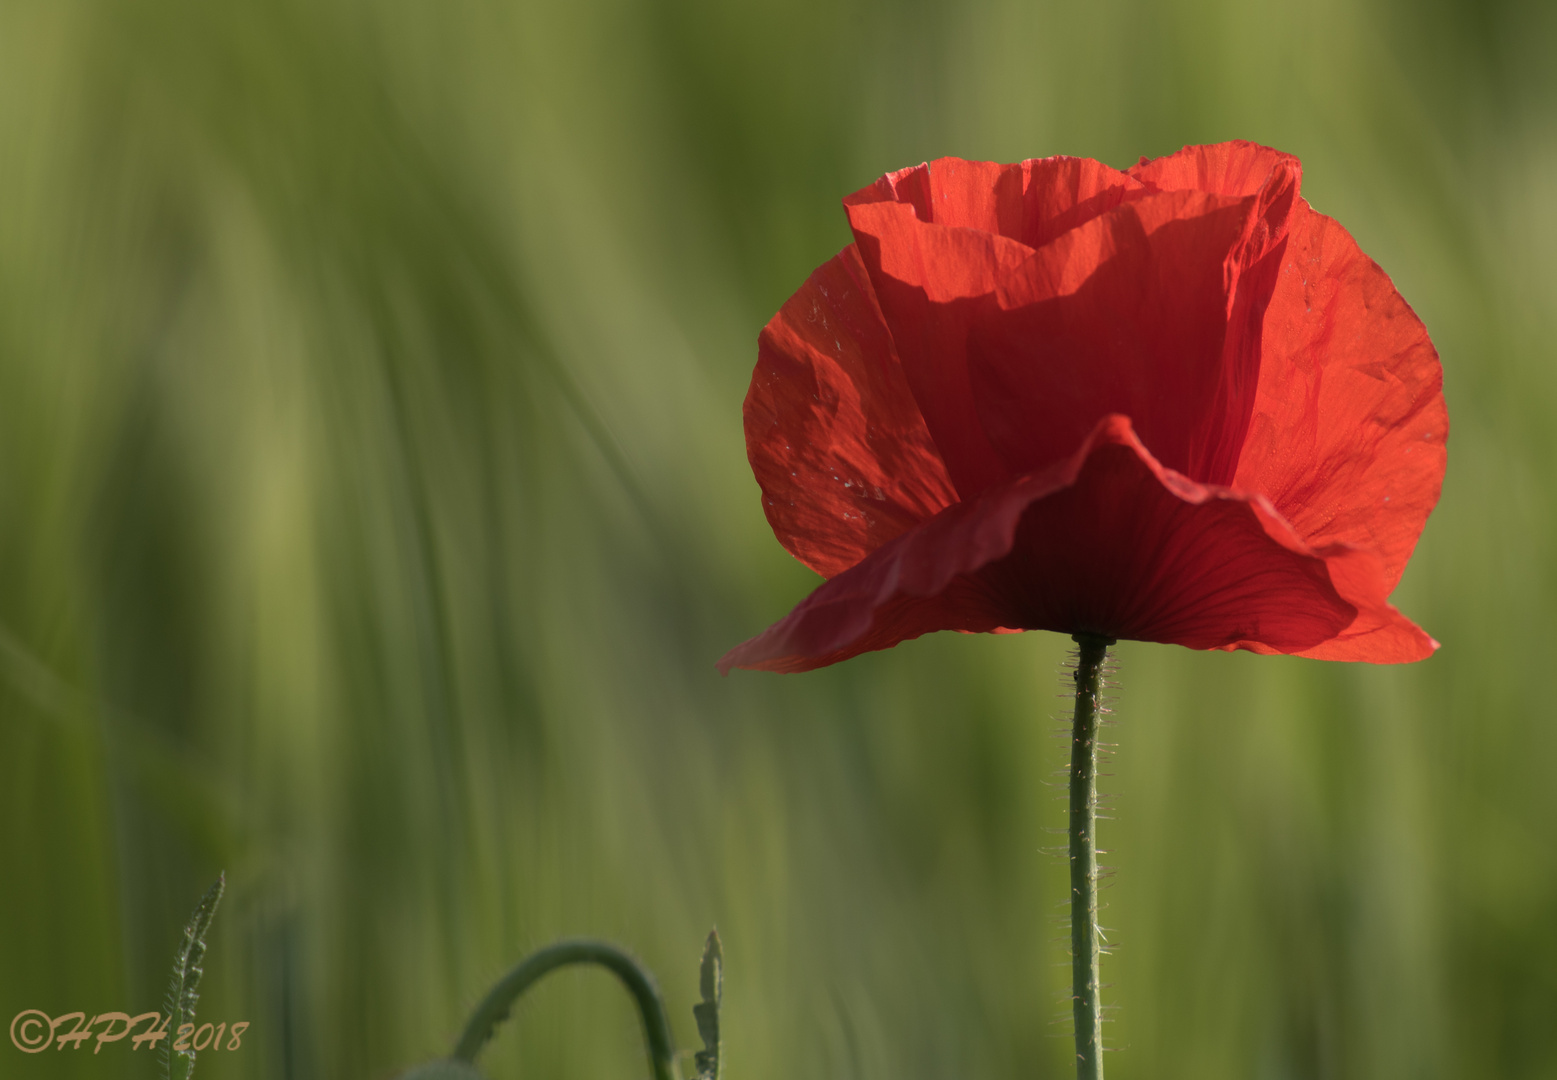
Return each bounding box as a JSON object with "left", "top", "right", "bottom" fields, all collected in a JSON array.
[{"left": 1, "top": 0, "right": 1552, "bottom": 1076}]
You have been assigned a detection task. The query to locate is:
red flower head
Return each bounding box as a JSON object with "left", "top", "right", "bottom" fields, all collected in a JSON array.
[{"left": 719, "top": 141, "right": 1447, "bottom": 674}]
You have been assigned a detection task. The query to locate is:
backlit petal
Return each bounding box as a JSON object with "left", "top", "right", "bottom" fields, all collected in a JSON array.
[
  {"left": 842, "top": 158, "right": 1147, "bottom": 497},
  {"left": 967, "top": 181, "right": 1292, "bottom": 486},
  {"left": 1129, "top": 140, "right": 1301, "bottom": 201},
  {"left": 746, "top": 244, "right": 957, "bottom": 578},
  {"left": 845, "top": 155, "right": 1144, "bottom": 250},
  {"left": 718, "top": 416, "right": 1430, "bottom": 673},
  {"left": 1233, "top": 201, "right": 1448, "bottom": 590}
]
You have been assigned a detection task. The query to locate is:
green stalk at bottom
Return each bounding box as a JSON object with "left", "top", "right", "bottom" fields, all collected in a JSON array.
[
  {"left": 1069, "top": 633, "right": 1112, "bottom": 1080},
  {"left": 451, "top": 939, "right": 677, "bottom": 1080}
]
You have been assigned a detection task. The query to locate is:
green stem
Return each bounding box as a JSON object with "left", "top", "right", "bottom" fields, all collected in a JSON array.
[
  {"left": 451, "top": 939, "right": 678, "bottom": 1080},
  {"left": 1069, "top": 633, "right": 1112, "bottom": 1080}
]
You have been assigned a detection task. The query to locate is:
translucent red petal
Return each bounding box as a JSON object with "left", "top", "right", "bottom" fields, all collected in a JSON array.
[
  {"left": 746, "top": 244, "right": 957, "bottom": 578},
  {"left": 718, "top": 416, "right": 1435, "bottom": 673},
  {"left": 1234, "top": 201, "right": 1448, "bottom": 593}
]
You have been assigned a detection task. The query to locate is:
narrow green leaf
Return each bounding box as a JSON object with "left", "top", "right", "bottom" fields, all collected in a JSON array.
[
  {"left": 692, "top": 929, "right": 722, "bottom": 1080},
  {"left": 163, "top": 873, "right": 225, "bottom": 1080}
]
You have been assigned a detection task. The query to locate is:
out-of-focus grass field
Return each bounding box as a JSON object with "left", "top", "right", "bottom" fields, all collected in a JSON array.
[{"left": 1, "top": 0, "right": 1553, "bottom": 1077}]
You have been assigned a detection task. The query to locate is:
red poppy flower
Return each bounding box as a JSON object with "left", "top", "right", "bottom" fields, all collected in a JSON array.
[{"left": 719, "top": 141, "right": 1446, "bottom": 674}]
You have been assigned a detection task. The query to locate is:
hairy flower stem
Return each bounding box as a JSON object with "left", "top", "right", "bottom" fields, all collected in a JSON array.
[
  {"left": 451, "top": 939, "right": 677, "bottom": 1080},
  {"left": 1069, "top": 633, "right": 1112, "bottom": 1080}
]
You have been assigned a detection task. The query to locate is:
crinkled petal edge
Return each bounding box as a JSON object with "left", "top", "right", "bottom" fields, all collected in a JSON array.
[{"left": 718, "top": 416, "right": 1437, "bottom": 673}]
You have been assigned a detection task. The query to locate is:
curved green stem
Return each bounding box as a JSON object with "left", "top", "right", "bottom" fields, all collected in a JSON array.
[
  {"left": 1069, "top": 633, "right": 1112, "bottom": 1080},
  {"left": 451, "top": 939, "right": 678, "bottom": 1080}
]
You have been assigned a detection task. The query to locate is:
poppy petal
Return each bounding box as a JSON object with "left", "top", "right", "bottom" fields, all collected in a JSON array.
[
  {"left": 849, "top": 182, "right": 1295, "bottom": 500},
  {"left": 966, "top": 179, "right": 1294, "bottom": 486},
  {"left": 1233, "top": 200, "right": 1448, "bottom": 591},
  {"left": 1272, "top": 547, "right": 1438, "bottom": 663},
  {"left": 745, "top": 244, "right": 958, "bottom": 578},
  {"left": 844, "top": 155, "right": 1145, "bottom": 251},
  {"left": 1129, "top": 140, "right": 1302, "bottom": 201},
  {"left": 718, "top": 415, "right": 1427, "bottom": 674},
  {"left": 841, "top": 158, "right": 1147, "bottom": 497}
]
